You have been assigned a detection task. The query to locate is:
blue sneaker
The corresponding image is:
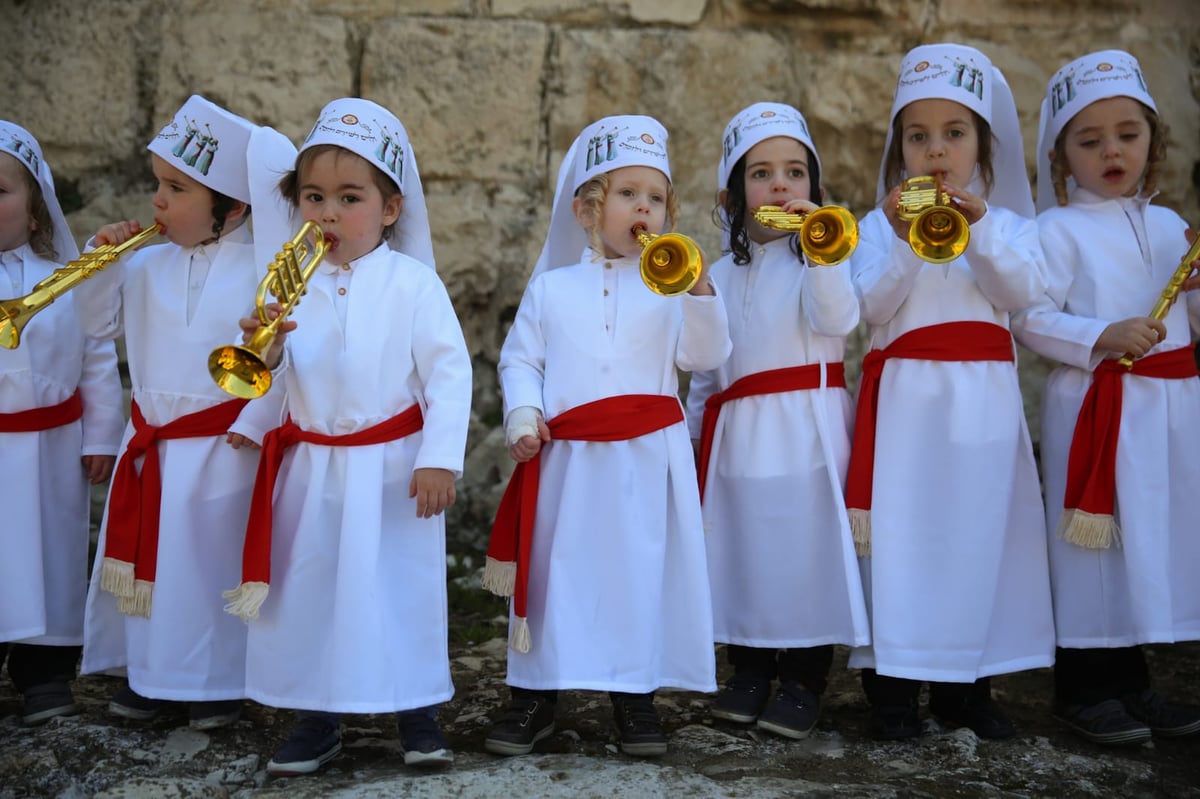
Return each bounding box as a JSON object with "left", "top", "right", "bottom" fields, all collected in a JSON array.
[
  {"left": 398, "top": 709, "right": 454, "bottom": 768},
  {"left": 267, "top": 716, "right": 342, "bottom": 776}
]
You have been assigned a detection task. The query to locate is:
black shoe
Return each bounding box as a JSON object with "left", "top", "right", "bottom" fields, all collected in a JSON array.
[
  {"left": 871, "top": 703, "right": 922, "bottom": 741},
  {"left": 611, "top": 693, "right": 667, "bottom": 757},
  {"left": 1121, "top": 689, "right": 1200, "bottom": 738},
  {"left": 266, "top": 716, "right": 342, "bottom": 776},
  {"left": 22, "top": 682, "right": 79, "bottom": 726},
  {"left": 1054, "top": 699, "right": 1151, "bottom": 746},
  {"left": 484, "top": 695, "right": 556, "bottom": 756},
  {"left": 930, "top": 694, "right": 1016, "bottom": 739},
  {"left": 108, "top": 684, "right": 161, "bottom": 721},
  {"left": 398, "top": 710, "right": 454, "bottom": 767},
  {"left": 711, "top": 673, "right": 771, "bottom": 724},
  {"left": 188, "top": 700, "right": 242, "bottom": 731},
  {"left": 756, "top": 681, "right": 820, "bottom": 739}
]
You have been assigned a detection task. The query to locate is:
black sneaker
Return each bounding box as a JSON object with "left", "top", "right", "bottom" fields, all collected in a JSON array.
[
  {"left": 22, "top": 682, "right": 79, "bottom": 726},
  {"left": 611, "top": 693, "right": 667, "bottom": 757},
  {"left": 930, "top": 694, "right": 1016, "bottom": 739},
  {"left": 1055, "top": 699, "right": 1151, "bottom": 746},
  {"left": 266, "top": 716, "right": 342, "bottom": 776},
  {"left": 870, "top": 703, "right": 922, "bottom": 741},
  {"left": 1121, "top": 689, "right": 1200, "bottom": 738},
  {"left": 188, "top": 700, "right": 243, "bottom": 731},
  {"left": 711, "top": 674, "right": 771, "bottom": 724},
  {"left": 756, "top": 681, "right": 820, "bottom": 739},
  {"left": 398, "top": 710, "right": 454, "bottom": 768},
  {"left": 108, "top": 684, "right": 161, "bottom": 721},
  {"left": 484, "top": 695, "right": 556, "bottom": 756}
]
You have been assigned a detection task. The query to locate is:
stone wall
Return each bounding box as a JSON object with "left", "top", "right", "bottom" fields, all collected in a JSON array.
[{"left": 4, "top": 0, "right": 1198, "bottom": 549}]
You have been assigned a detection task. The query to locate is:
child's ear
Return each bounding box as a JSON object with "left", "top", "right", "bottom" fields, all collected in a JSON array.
[
  {"left": 226, "top": 200, "right": 249, "bottom": 224},
  {"left": 716, "top": 188, "right": 728, "bottom": 208},
  {"left": 819, "top": 185, "right": 827, "bottom": 204},
  {"left": 572, "top": 196, "right": 593, "bottom": 229},
  {"left": 383, "top": 193, "right": 403, "bottom": 227}
]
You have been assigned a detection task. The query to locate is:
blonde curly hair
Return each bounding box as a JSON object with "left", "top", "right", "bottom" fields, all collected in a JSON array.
[{"left": 574, "top": 172, "right": 679, "bottom": 258}]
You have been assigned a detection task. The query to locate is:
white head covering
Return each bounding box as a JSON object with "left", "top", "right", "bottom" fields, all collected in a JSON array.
[
  {"left": 148, "top": 95, "right": 255, "bottom": 204},
  {"left": 532, "top": 114, "right": 670, "bottom": 279},
  {"left": 718, "top": 102, "right": 820, "bottom": 191},
  {"left": 0, "top": 120, "right": 77, "bottom": 261},
  {"left": 1035, "top": 50, "right": 1157, "bottom": 212},
  {"left": 298, "top": 98, "right": 435, "bottom": 270},
  {"left": 877, "top": 43, "right": 1034, "bottom": 219}
]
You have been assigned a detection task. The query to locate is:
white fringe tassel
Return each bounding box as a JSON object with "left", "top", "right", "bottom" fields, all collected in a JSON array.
[
  {"left": 222, "top": 582, "right": 270, "bottom": 622},
  {"left": 1059, "top": 509, "right": 1120, "bottom": 550},
  {"left": 117, "top": 580, "right": 153, "bottom": 618},
  {"left": 509, "top": 616, "right": 532, "bottom": 653},
  {"left": 99, "top": 558, "right": 135, "bottom": 599},
  {"left": 849, "top": 508, "right": 871, "bottom": 557},
  {"left": 481, "top": 557, "right": 516, "bottom": 598}
]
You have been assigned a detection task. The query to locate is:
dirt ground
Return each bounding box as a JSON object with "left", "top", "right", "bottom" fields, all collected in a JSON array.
[{"left": 3, "top": 622, "right": 1200, "bottom": 798}]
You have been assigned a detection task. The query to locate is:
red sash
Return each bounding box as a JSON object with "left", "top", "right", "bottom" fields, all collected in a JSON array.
[
  {"left": 99, "top": 397, "right": 248, "bottom": 617},
  {"left": 1060, "top": 346, "right": 1198, "bottom": 548},
  {"left": 844, "top": 322, "right": 1015, "bottom": 555},
  {"left": 223, "top": 404, "right": 424, "bottom": 621},
  {"left": 0, "top": 390, "right": 83, "bottom": 432},
  {"left": 697, "top": 363, "right": 846, "bottom": 501},
  {"left": 482, "top": 394, "right": 684, "bottom": 652}
]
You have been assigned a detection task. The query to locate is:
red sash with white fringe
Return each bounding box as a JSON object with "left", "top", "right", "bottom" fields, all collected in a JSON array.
[
  {"left": 223, "top": 404, "right": 424, "bottom": 621},
  {"left": 99, "top": 397, "right": 248, "bottom": 618},
  {"left": 482, "top": 394, "right": 684, "bottom": 653},
  {"left": 1060, "top": 346, "right": 1198, "bottom": 549},
  {"left": 844, "top": 321, "right": 1014, "bottom": 556}
]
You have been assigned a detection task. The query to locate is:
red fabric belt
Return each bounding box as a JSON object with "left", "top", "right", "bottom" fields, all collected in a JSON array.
[
  {"left": 0, "top": 389, "right": 83, "bottom": 432},
  {"left": 697, "top": 363, "right": 846, "bottom": 501},
  {"left": 845, "top": 321, "right": 1014, "bottom": 516},
  {"left": 484, "top": 394, "right": 684, "bottom": 650}
]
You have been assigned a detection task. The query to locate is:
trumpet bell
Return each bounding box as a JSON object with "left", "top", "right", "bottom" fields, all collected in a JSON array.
[
  {"left": 908, "top": 205, "right": 970, "bottom": 264},
  {"left": 801, "top": 206, "right": 859, "bottom": 266},
  {"left": 207, "top": 343, "right": 273, "bottom": 400},
  {"left": 637, "top": 231, "right": 703, "bottom": 296}
]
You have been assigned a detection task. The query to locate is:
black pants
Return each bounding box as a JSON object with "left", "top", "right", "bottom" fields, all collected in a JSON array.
[
  {"left": 0, "top": 642, "right": 80, "bottom": 694},
  {"left": 860, "top": 668, "right": 991, "bottom": 708},
  {"left": 1054, "top": 646, "right": 1149, "bottom": 707},
  {"left": 510, "top": 687, "right": 654, "bottom": 706},
  {"left": 726, "top": 644, "right": 835, "bottom": 696}
]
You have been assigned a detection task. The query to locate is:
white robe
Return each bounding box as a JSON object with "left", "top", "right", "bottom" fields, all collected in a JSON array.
[
  {"left": 243, "top": 245, "right": 472, "bottom": 714},
  {"left": 847, "top": 205, "right": 1055, "bottom": 682},
  {"left": 77, "top": 226, "right": 282, "bottom": 701},
  {"left": 684, "top": 237, "right": 869, "bottom": 648},
  {"left": 0, "top": 245, "right": 124, "bottom": 646},
  {"left": 1011, "top": 188, "right": 1200, "bottom": 647},
  {"left": 499, "top": 249, "right": 731, "bottom": 694}
]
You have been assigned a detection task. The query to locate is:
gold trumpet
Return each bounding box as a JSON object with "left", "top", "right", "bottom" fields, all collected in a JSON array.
[
  {"left": 0, "top": 224, "right": 162, "bottom": 349},
  {"left": 897, "top": 175, "right": 970, "bottom": 263},
  {"left": 633, "top": 225, "right": 704, "bottom": 296},
  {"left": 752, "top": 205, "right": 859, "bottom": 266},
  {"left": 1118, "top": 235, "right": 1200, "bottom": 368},
  {"left": 208, "top": 221, "right": 329, "bottom": 399}
]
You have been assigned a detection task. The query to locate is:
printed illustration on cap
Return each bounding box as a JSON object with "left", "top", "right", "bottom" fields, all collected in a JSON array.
[
  {"left": 586, "top": 130, "right": 619, "bottom": 171},
  {"left": 1049, "top": 55, "right": 1150, "bottom": 118},
  {"left": 373, "top": 119, "right": 405, "bottom": 186},
  {"left": 3, "top": 130, "right": 40, "bottom": 175},
  {"left": 900, "top": 54, "right": 984, "bottom": 102},
  {"left": 304, "top": 109, "right": 404, "bottom": 185},
  {"left": 162, "top": 118, "right": 219, "bottom": 175}
]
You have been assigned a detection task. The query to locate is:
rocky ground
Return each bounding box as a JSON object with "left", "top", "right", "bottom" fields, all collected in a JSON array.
[{"left": 3, "top": 574, "right": 1200, "bottom": 798}]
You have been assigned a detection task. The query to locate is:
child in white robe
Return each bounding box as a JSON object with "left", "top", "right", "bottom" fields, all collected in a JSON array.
[
  {"left": 223, "top": 98, "right": 472, "bottom": 777},
  {"left": 482, "top": 115, "right": 731, "bottom": 757},
  {"left": 76, "top": 95, "right": 286, "bottom": 731},
  {"left": 685, "top": 103, "right": 866, "bottom": 739},
  {"left": 1012, "top": 49, "right": 1200, "bottom": 746},
  {"left": 846, "top": 43, "right": 1054, "bottom": 740},
  {"left": 0, "top": 120, "right": 124, "bottom": 726}
]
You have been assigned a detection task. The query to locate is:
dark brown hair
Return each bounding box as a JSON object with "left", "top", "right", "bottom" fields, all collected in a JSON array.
[
  {"left": 6, "top": 157, "right": 57, "bottom": 260},
  {"left": 882, "top": 106, "right": 995, "bottom": 197}
]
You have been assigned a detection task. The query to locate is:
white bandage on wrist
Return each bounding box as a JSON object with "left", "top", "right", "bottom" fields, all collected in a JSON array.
[{"left": 505, "top": 405, "right": 542, "bottom": 446}]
